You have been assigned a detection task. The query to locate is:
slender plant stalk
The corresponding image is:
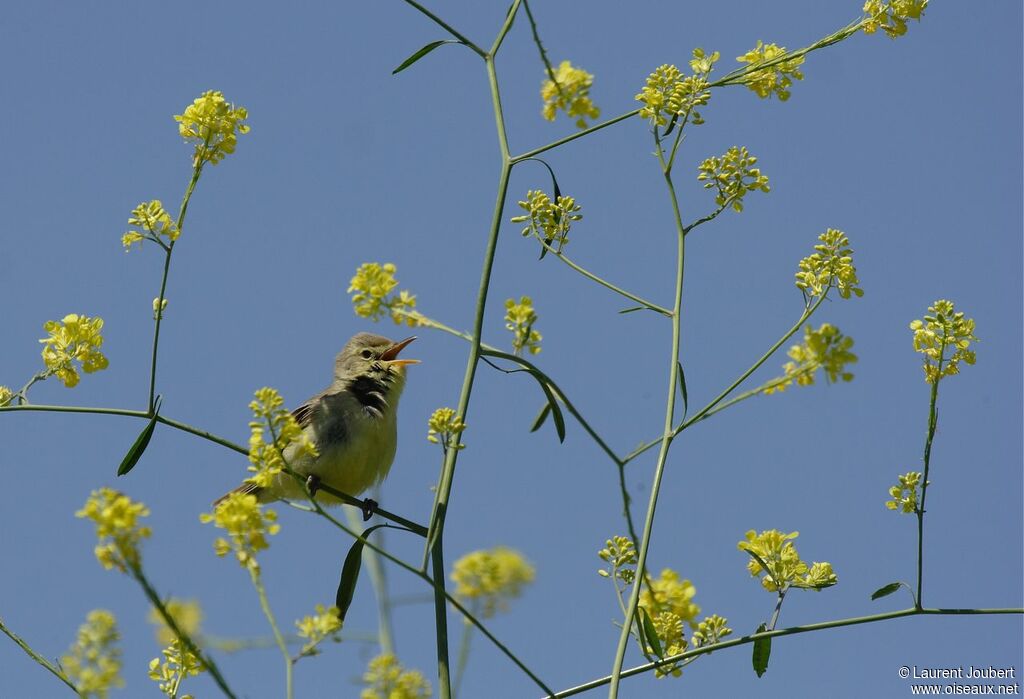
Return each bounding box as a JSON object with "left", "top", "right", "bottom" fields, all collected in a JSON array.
[
  {"left": 915, "top": 364, "right": 942, "bottom": 608},
  {"left": 419, "top": 4, "right": 526, "bottom": 689},
  {"left": 622, "top": 294, "right": 826, "bottom": 464},
  {"left": 768, "top": 588, "right": 788, "bottom": 631},
  {"left": 452, "top": 611, "right": 475, "bottom": 698},
  {"left": 148, "top": 161, "right": 204, "bottom": 412},
  {"left": 130, "top": 564, "right": 237, "bottom": 699},
  {"left": 549, "top": 607, "right": 1024, "bottom": 698},
  {"left": 249, "top": 567, "right": 292, "bottom": 699},
  {"left": 533, "top": 237, "right": 671, "bottom": 316},
  {"left": 0, "top": 615, "right": 79, "bottom": 695},
  {"left": 608, "top": 140, "right": 688, "bottom": 697},
  {"left": 521, "top": 0, "right": 566, "bottom": 101}
]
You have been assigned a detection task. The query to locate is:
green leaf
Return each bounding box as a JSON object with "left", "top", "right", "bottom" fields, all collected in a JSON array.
[
  {"left": 752, "top": 623, "right": 771, "bottom": 677},
  {"left": 117, "top": 397, "right": 161, "bottom": 476},
  {"left": 335, "top": 524, "right": 388, "bottom": 622},
  {"left": 638, "top": 607, "right": 663, "bottom": 658},
  {"left": 618, "top": 306, "right": 646, "bottom": 314},
  {"left": 392, "top": 40, "right": 460, "bottom": 75},
  {"left": 677, "top": 361, "right": 688, "bottom": 420},
  {"left": 535, "top": 376, "right": 566, "bottom": 443},
  {"left": 870, "top": 582, "right": 903, "bottom": 601},
  {"left": 530, "top": 402, "right": 552, "bottom": 433}
]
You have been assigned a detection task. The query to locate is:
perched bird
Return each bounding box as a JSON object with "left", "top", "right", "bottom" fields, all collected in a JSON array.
[{"left": 216, "top": 333, "right": 418, "bottom": 515}]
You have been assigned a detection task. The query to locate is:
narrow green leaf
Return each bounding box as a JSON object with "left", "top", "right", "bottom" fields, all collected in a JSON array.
[
  {"left": 638, "top": 607, "right": 663, "bottom": 658},
  {"left": 618, "top": 306, "right": 646, "bottom": 314},
  {"left": 335, "top": 524, "right": 388, "bottom": 622},
  {"left": 752, "top": 623, "right": 771, "bottom": 677},
  {"left": 117, "top": 397, "right": 161, "bottom": 476},
  {"left": 870, "top": 582, "right": 903, "bottom": 601},
  {"left": 530, "top": 402, "right": 552, "bottom": 433},
  {"left": 392, "top": 40, "right": 460, "bottom": 75},
  {"left": 662, "top": 112, "right": 680, "bottom": 138},
  {"left": 677, "top": 361, "right": 688, "bottom": 420},
  {"left": 536, "top": 377, "right": 566, "bottom": 443}
]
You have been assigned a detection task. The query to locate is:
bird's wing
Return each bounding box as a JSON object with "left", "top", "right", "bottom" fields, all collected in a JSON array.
[
  {"left": 212, "top": 480, "right": 262, "bottom": 507},
  {"left": 291, "top": 393, "right": 322, "bottom": 428}
]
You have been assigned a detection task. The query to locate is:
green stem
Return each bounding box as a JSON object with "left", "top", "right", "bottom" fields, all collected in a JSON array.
[
  {"left": 0, "top": 614, "right": 80, "bottom": 695},
  {"left": 608, "top": 143, "right": 688, "bottom": 698},
  {"left": 522, "top": 0, "right": 566, "bottom": 101},
  {"left": 489, "top": 0, "right": 520, "bottom": 56},
  {"left": 621, "top": 295, "right": 825, "bottom": 464},
  {"left": 452, "top": 608, "right": 476, "bottom": 698},
  {"left": 130, "top": 565, "right": 237, "bottom": 699},
  {"left": 549, "top": 607, "right": 1024, "bottom": 698},
  {"left": 400, "top": 0, "right": 487, "bottom": 58},
  {"left": 534, "top": 238, "right": 671, "bottom": 316},
  {"left": 248, "top": 567, "right": 292, "bottom": 699},
  {"left": 513, "top": 111, "right": 638, "bottom": 163},
  {"left": 422, "top": 58, "right": 513, "bottom": 562},
  {"left": 768, "top": 587, "right": 788, "bottom": 631},
  {"left": 148, "top": 163, "right": 203, "bottom": 412},
  {"left": 916, "top": 363, "right": 942, "bottom": 608},
  {"left": 431, "top": 541, "right": 452, "bottom": 699}
]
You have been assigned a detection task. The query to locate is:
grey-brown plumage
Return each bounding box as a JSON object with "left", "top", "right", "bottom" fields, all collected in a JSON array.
[{"left": 215, "top": 333, "right": 418, "bottom": 506}]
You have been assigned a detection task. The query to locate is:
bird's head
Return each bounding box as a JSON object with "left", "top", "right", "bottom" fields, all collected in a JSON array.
[{"left": 334, "top": 333, "right": 419, "bottom": 386}]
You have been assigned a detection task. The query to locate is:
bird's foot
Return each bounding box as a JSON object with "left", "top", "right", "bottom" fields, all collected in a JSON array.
[
  {"left": 360, "top": 498, "right": 378, "bottom": 522},
  {"left": 305, "top": 474, "right": 321, "bottom": 497}
]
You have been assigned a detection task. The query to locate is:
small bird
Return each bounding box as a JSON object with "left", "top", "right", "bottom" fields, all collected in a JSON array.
[{"left": 216, "top": 333, "right": 418, "bottom": 515}]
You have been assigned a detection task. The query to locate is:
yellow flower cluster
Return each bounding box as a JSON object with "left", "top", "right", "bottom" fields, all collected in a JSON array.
[
  {"left": 40, "top": 314, "right": 109, "bottom": 388},
  {"left": 451, "top": 546, "right": 535, "bottom": 618},
  {"left": 736, "top": 41, "right": 805, "bottom": 101},
  {"left": 426, "top": 406, "right": 467, "bottom": 451},
  {"left": 862, "top": 0, "right": 928, "bottom": 38},
  {"left": 122, "top": 200, "right": 180, "bottom": 251},
  {"left": 648, "top": 610, "right": 687, "bottom": 677},
  {"left": 886, "top": 471, "right": 923, "bottom": 514},
  {"left": 763, "top": 323, "right": 857, "bottom": 395},
  {"left": 61, "top": 610, "right": 124, "bottom": 699},
  {"left": 153, "top": 297, "right": 168, "bottom": 320},
  {"left": 910, "top": 300, "right": 977, "bottom": 384},
  {"left": 148, "top": 598, "right": 203, "bottom": 646},
  {"left": 597, "top": 535, "right": 638, "bottom": 584},
  {"left": 0, "top": 385, "right": 12, "bottom": 407},
  {"left": 690, "top": 614, "right": 732, "bottom": 649},
  {"left": 540, "top": 61, "right": 600, "bottom": 129},
  {"left": 200, "top": 492, "right": 280, "bottom": 571},
  {"left": 247, "top": 387, "right": 318, "bottom": 490},
  {"left": 348, "top": 262, "right": 419, "bottom": 326},
  {"left": 738, "top": 529, "right": 837, "bottom": 592},
  {"left": 174, "top": 90, "right": 250, "bottom": 167},
  {"left": 362, "top": 653, "right": 432, "bottom": 699},
  {"left": 296, "top": 604, "right": 343, "bottom": 657},
  {"left": 697, "top": 146, "right": 770, "bottom": 213},
  {"left": 510, "top": 189, "right": 583, "bottom": 253},
  {"left": 794, "top": 228, "right": 863, "bottom": 301},
  {"left": 635, "top": 50, "right": 719, "bottom": 128},
  {"left": 640, "top": 569, "right": 700, "bottom": 627},
  {"left": 504, "top": 296, "right": 542, "bottom": 356},
  {"left": 76, "top": 488, "right": 152, "bottom": 572},
  {"left": 148, "top": 639, "right": 204, "bottom": 698}
]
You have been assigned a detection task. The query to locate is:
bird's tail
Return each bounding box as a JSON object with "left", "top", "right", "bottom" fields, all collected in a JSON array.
[{"left": 212, "top": 481, "right": 263, "bottom": 508}]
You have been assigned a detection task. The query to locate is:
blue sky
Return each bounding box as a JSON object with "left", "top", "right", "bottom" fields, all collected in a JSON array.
[{"left": 1, "top": 2, "right": 1021, "bottom": 698}]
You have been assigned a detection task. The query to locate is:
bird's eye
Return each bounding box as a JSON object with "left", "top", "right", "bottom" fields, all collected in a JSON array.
[{"left": 361, "top": 349, "right": 373, "bottom": 359}]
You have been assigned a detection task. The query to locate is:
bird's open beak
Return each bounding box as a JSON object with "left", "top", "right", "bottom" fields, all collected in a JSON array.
[{"left": 381, "top": 336, "right": 419, "bottom": 367}]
